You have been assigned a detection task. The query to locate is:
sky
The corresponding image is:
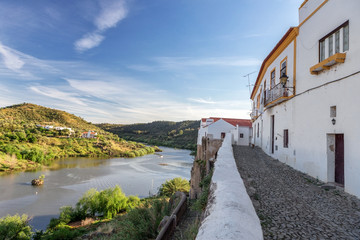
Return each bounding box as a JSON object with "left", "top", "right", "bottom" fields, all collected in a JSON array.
[{"left": 0, "top": 0, "right": 302, "bottom": 124}]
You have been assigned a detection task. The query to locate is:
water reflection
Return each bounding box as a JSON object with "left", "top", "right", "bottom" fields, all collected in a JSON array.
[{"left": 48, "top": 157, "right": 110, "bottom": 170}]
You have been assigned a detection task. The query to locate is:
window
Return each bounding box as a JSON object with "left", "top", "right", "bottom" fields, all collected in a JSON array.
[
  {"left": 330, "top": 106, "right": 336, "bottom": 118},
  {"left": 280, "top": 58, "right": 287, "bottom": 77},
  {"left": 240, "top": 133, "right": 244, "bottom": 138},
  {"left": 221, "top": 132, "right": 226, "bottom": 139},
  {"left": 343, "top": 24, "right": 349, "bottom": 51},
  {"left": 320, "top": 40, "right": 325, "bottom": 62},
  {"left": 257, "top": 123, "right": 259, "bottom": 138},
  {"left": 283, "top": 129, "right": 289, "bottom": 148},
  {"left": 263, "top": 80, "right": 267, "bottom": 103},
  {"left": 335, "top": 30, "right": 340, "bottom": 53},
  {"left": 319, "top": 21, "right": 349, "bottom": 62},
  {"left": 270, "top": 69, "right": 275, "bottom": 88},
  {"left": 257, "top": 94, "right": 260, "bottom": 109},
  {"left": 328, "top": 35, "right": 333, "bottom": 56}
]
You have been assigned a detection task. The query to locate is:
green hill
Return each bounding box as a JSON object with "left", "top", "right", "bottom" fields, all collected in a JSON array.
[
  {"left": 0, "top": 103, "right": 157, "bottom": 173},
  {"left": 97, "top": 120, "right": 200, "bottom": 151}
]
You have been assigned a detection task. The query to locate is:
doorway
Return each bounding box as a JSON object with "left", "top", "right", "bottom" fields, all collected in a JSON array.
[
  {"left": 270, "top": 115, "right": 274, "bottom": 154},
  {"left": 327, "top": 134, "right": 344, "bottom": 185},
  {"left": 335, "top": 134, "right": 344, "bottom": 185}
]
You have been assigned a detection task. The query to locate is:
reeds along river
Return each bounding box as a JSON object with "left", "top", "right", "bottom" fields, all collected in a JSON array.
[{"left": 0, "top": 147, "right": 193, "bottom": 230}]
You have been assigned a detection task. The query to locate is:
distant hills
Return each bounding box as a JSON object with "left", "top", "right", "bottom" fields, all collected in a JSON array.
[
  {"left": 0, "top": 103, "right": 156, "bottom": 172},
  {"left": 97, "top": 120, "right": 200, "bottom": 151}
]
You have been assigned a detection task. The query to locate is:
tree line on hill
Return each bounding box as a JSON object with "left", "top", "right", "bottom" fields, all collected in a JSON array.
[{"left": 97, "top": 120, "right": 200, "bottom": 151}]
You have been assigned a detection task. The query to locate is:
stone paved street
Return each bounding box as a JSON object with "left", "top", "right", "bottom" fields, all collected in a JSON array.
[{"left": 233, "top": 146, "right": 360, "bottom": 240}]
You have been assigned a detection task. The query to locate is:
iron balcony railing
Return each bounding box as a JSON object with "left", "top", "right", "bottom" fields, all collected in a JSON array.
[{"left": 264, "top": 82, "right": 289, "bottom": 106}]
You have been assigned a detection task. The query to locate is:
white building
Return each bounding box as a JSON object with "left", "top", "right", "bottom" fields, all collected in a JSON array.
[
  {"left": 197, "top": 117, "right": 252, "bottom": 146},
  {"left": 81, "top": 130, "right": 97, "bottom": 139},
  {"left": 250, "top": 0, "right": 360, "bottom": 198}
]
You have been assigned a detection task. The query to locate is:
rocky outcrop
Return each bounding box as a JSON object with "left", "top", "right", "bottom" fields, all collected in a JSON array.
[{"left": 31, "top": 179, "right": 44, "bottom": 186}]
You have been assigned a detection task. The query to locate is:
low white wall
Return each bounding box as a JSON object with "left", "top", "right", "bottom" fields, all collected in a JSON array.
[{"left": 196, "top": 135, "right": 263, "bottom": 240}]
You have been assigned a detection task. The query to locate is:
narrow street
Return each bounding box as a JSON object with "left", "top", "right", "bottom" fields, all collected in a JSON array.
[{"left": 233, "top": 146, "right": 360, "bottom": 240}]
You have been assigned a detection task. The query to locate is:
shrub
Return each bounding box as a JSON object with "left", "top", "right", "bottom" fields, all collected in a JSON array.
[
  {"left": 0, "top": 214, "right": 33, "bottom": 240},
  {"left": 76, "top": 186, "right": 129, "bottom": 219},
  {"left": 158, "top": 177, "right": 190, "bottom": 197},
  {"left": 126, "top": 196, "right": 141, "bottom": 211},
  {"left": 76, "top": 188, "right": 99, "bottom": 217},
  {"left": 99, "top": 186, "right": 129, "bottom": 219},
  {"left": 192, "top": 171, "right": 213, "bottom": 211},
  {"left": 42, "top": 224, "right": 83, "bottom": 240}
]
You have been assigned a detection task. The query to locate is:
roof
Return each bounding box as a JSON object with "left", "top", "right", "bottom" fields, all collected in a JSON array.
[
  {"left": 202, "top": 117, "right": 251, "bottom": 127},
  {"left": 299, "top": 0, "right": 308, "bottom": 9},
  {"left": 250, "top": 27, "right": 298, "bottom": 100}
]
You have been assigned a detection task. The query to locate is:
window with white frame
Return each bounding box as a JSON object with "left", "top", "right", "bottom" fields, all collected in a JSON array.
[{"left": 319, "top": 21, "right": 349, "bottom": 62}]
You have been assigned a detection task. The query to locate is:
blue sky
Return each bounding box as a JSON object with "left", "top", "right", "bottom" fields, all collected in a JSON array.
[{"left": 0, "top": 0, "right": 302, "bottom": 123}]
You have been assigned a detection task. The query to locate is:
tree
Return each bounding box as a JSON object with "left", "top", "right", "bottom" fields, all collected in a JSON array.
[
  {"left": 158, "top": 177, "right": 190, "bottom": 197},
  {"left": 0, "top": 214, "right": 33, "bottom": 240}
]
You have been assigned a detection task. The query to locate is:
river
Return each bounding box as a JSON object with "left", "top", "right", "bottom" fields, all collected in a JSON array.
[{"left": 0, "top": 147, "right": 193, "bottom": 230}]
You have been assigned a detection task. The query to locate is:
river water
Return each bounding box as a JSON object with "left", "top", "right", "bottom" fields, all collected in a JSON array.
[{"left": 0, "top": 147, "right": 193, "bottom": 230}]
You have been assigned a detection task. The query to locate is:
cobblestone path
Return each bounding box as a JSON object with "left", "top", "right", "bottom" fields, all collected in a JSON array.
[{"left": 233, "top": 146, "right": 360, "bottom": 240}]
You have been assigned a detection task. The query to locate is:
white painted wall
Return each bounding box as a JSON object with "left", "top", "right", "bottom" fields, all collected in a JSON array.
[
  {"left": 197, "top": 126, "right": 208, "bottom": 145},
  {"left": 251, "top": 0, "right": 360, "bottom": 198},
  {"left": 299, "top": 0, "right": 325, "bottom": 23},
  {"left": 232, "top": 126, "right": 251, "bottom": 146},
  {"left": 207, "top": 119, "right": 235, "bottom": 140},
  {"left": 196, "top": 135, "right": 263, "bottom": 240}
]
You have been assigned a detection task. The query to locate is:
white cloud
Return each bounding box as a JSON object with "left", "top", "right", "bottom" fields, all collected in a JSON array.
[
  {"left": 188, "top": 98, "right": 216, "bottom": 104},
  {"left": 95, "top": 0, "right": 128, "bottom": 31},
  {"left": 74, "top": 0, "right": 128, "bottom": 52},
  {"left": 0, "top": 42, "right": 25, "bottom": 71},
  {"left": 30, "top": 86, "right": 86, "bottom": 106},
  {"left": 128, "top": 57, "right": 261, "bottom": 72},
  {"left": 74, "top": 33, "right": 105, "bottom": 52}
]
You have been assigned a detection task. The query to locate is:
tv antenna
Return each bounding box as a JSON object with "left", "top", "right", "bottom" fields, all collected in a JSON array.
[{"left": 243, "top": 71, "right": 257, "bottom": 96}]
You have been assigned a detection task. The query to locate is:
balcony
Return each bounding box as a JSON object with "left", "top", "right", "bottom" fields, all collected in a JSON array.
[
  {"left": 264, "top": 83, "right": 291, "bottom": 108},
  {"left": 250, "top": 109, "right": 258, "bottom": 120}
]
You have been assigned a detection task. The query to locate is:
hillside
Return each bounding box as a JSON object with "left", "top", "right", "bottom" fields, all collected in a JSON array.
[
  {"left": 0, "top": 103, "right": 157, "bottom": 172},
  {"left": 97, "top": 120, "right": 200, "bottom": 150},
  {"left": 0, "top": 103, "right": 100, "bottom": 131}
]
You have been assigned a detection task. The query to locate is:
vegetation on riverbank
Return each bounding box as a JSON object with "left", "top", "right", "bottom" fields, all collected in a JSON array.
[
  {"left": 0, "top": 103, "right": 157, "bottom": 173},
  {"left": 0, "top": 178, "right": 191, "bottom": 240},
  {"left": 97, "top": 120, "right": 199, "bottom": 151}
]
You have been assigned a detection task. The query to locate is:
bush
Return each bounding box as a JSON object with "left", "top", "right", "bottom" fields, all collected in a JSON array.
[
  {"left": 158, "top": 177, "right": 190, "bottom": 197},
  {"left": 76, "top": 188, "right": 99, "bottom": 217},
  {"left": 0, "top": 214, "right": 33, "bottom": 240},
  {"left": 126, "top": 196, "right": 141, "bottom": 211},
  {"left": 42, "top": 224, "right": 83, "bottom": 240},
  {"left": 76, "top": 185, "right": 129, "bottom": 219}
]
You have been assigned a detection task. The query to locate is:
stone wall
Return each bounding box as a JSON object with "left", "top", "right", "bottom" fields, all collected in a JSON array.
[{"left": 190, "top": 136, "right": 222, "bottom": 199}]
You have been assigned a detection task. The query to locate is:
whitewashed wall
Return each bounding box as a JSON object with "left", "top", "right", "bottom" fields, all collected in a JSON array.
[
  {"left": 207, "top": 119, "right": 235, "bottom": 140},
  {"left": 252, "top": 0, "right": 360, "bottom": 198},
  {"left": 232, "top": 126, "right": 251, "bottom": 146},
  {"left": 196, "top": 135, "right": 263, "bottom": 240}
]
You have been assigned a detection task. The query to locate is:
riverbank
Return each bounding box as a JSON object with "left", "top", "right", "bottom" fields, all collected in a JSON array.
[
  {"left": 0, "top": 139, "right": 157, "bottom": 174},
  {"left": 0, "top": 147, "right": 193, "bottom": 231}
]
